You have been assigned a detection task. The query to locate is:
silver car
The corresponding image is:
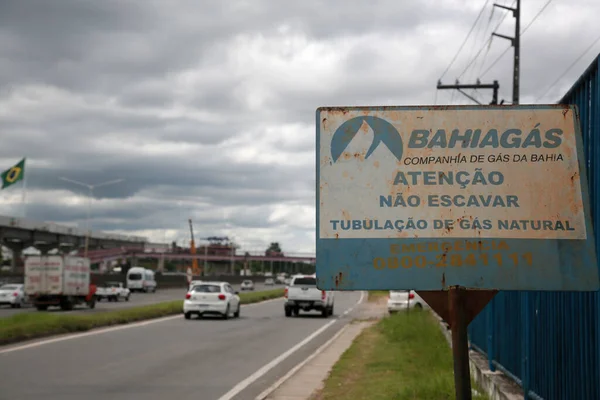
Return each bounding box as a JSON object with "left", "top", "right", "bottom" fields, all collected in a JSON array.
[
  {"left": 0, "top": 284, "right": 27, "bottom": 308},
  {"left": 387, "top": 290, "right": 425, "bottom": 313},
  {"left": 240, "top": 280, "right": 255, "bottom": 291}
]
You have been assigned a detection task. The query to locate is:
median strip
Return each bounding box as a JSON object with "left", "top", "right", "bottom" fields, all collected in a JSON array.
[
  {"left": 312, "top": 309, "right": 488, "bottom": 400},
  {"left": 0, "top": 289, "right": 284, "bottom": 346}
]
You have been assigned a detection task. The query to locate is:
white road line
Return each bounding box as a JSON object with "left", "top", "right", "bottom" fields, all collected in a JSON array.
[
  {"left": 217, "top": 290, "right": 366, "bottom": 400},
  {"left": 0, "top": 296, "right": 283, "bottom": 355},
  {"left": 254, "top": 324, "right": 351, "bottom": 400}
]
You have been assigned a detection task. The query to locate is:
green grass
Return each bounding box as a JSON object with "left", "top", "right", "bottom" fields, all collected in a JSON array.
[
  {"left": 313, "top": 310, "right": 488, "bottom": 400},
  {"left": 0, "top": 288, "right": 284, "bottom": 346},
  {"left": 367, "top": 291, "right": 389, "bottom": 303}
]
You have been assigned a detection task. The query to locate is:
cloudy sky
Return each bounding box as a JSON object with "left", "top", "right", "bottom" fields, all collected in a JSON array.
[{"left": 0, "top": 0, "right": 598, "bottom": 255}]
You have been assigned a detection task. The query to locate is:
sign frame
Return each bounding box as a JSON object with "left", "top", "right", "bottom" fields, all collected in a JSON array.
[{"left": 315, "top": 105, "right": 598, "bottom": 292}]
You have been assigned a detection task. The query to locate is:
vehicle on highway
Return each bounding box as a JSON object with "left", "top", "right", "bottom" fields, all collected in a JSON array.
[
  {"left": 284, "top": 277, "right": 291, "bottom": 285},
  {"left": 264, "top": 278, "right": 274, "bottom": 285},
  {"left": 276, "top": 273, "right": 286, "bottom": 284},
  {"left": 126, "top": 267, "right": 157, "bottom": 292},
  {"left": 188, "top": 280, "right": 203, "bottom": 291},
  {"left": 240, "top": 279, "right": 255, "bottom": 291},
  {"left": 24, "top": 255, "right": 96, "bottom": 311},
  {"left": 387, "top": 290, "right": 425, "bottom": 313},
  {"left": 284, "top": 274, "right": 334, "bottom": 318},
  {"left": 96, "top": 281, "right": 130, "bottom": 302},
  {"left": 183, "top": 281, "right": 241, "bottom": 320},
  {"left": 0, "top": 283, "right": 27, "bottom": 308}
]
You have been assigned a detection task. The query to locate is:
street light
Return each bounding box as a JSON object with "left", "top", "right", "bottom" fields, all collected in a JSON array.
[{"left": 59, "top": 177, "right": 125, "bottom": 258}]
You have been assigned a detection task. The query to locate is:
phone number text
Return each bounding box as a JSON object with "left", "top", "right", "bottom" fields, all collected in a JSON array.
[{"left": 372, "top": 252, "right": 533, "bottom": 269}]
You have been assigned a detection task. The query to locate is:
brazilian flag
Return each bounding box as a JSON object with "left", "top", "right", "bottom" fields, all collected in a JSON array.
[{"left": 1, "top": 158, "right": 25, "bottom": 189}]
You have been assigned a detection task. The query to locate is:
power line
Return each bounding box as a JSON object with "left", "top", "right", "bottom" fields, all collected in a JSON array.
[
  {"left": 464, "top": 5, "right": 495, "bottom": 83},
  {"left": 536, "top": 32, "right": 600, "bottom": 102},
  {"left": 480, "top": 0, "right": 556, "bottom": 78},
  {"left": 473, "top": 7, "right": 500, "bottom": 78},
  {"left": 456, "top": 0, "right": 516, "bottom": 80},
  {"left": 480, "top": 45, "right": 511, "bottom": 77},
  {"left": 439, "top": 0, "right": 491, "bottom": 81},
  {"left": 522, "top": 0, "right": 555, "bottom": 34}
]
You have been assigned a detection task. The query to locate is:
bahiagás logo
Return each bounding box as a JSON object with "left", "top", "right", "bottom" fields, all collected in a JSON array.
[
  {"left": 330, "top": 116, "right": 403, "bottom": 163},
  {"left": 329, "top": 115, "right": 567, "bottom": 165}
]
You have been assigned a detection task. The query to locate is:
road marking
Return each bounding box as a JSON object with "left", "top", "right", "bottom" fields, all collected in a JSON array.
[
  {"left": 0, "top": 296, "right": 283, "bottom": 355},
  {"left": 254, "top": 324, "right": 351, "bottom": 400},
  {"left": 217, "top": 291, "right": 365, "bottom": 400}
]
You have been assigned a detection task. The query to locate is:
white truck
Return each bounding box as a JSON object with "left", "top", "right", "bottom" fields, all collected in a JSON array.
[
  {"left": 96, "top": 281, "right": 130, "bottom": 302},
  {"left": 126, "top": 267, "right": 157, "bottom": 292},
  {"left": 284, "top": 274, "right": 334, "bottom": 318},
  {"left": 24, "top": 255, "right": 96, "bottom": 311}
]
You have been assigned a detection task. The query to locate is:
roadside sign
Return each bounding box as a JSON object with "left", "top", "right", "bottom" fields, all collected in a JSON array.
[
  {"left": 316, "top": 105, "right": 598, "bottom": 291},
  {"left": 186, "top": 267, "right": 193, "bottom": 284}
]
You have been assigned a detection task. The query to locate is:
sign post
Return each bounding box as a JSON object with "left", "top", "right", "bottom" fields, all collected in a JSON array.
[{"left": 315, "top": 105, "right": 598, "bottom": 399}]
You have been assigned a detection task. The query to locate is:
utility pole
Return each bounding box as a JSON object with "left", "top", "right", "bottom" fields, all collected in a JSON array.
[
  {"left": 492, "top": 0, "right": 520, "bottom": 104},
  {"left": 437, "top": 80, "right": 501, "bottom": 105},
  {"left": 59, "top": 177, "right": 125, "bottom": 258}
]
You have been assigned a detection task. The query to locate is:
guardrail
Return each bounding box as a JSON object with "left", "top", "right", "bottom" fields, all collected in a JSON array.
[
  {"left": 468, "top": 54, "right": 600, "bottom": 400},
  {"left": 0, "top": 272, "right": 281, "bottom": 289}
]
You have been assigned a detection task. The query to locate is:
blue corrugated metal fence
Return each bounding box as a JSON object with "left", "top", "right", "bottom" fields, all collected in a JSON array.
[{"left": 468, "top": 53, "right": 600, "bottom": 400}]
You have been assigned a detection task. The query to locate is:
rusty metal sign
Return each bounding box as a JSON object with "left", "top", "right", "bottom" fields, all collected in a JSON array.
[{"left": 316, "top": 105, "right": 598, "bottom": 291}]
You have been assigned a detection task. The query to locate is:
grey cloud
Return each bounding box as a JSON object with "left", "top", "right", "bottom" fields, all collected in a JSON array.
[
  {"left": 25, "top": 154, "right": 314, "bottom": 206},
  {"left": 1, "top": 0, "right": 594, "bottom": 253},
  {"left": 24, "top": 198, "right": 279, "bottom": 232}
]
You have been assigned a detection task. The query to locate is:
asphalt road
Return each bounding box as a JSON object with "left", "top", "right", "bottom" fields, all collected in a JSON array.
[
  {"left": 0, "top": 290, "right": 364, "bottom": 400},
  {"left": 0, "top": 282, "right": 275, "bottom": 318}
]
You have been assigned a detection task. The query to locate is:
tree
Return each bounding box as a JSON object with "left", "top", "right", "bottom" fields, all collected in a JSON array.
[{"left": 265, "top": 242, "right": 282, "bottom": 255}]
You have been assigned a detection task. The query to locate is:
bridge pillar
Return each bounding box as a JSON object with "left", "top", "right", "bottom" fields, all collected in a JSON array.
[
  {"left": 3, "top": 240, "right": 27, "bottom": 271},
  {"left": 36, "top": 243, "right": 56, "bottom": 255},
  {"left": 58, "top": 243, "right": 76, "bottom": 255},
  {"left": 157, "top": 254, "right": 164, "bottom": 273}
]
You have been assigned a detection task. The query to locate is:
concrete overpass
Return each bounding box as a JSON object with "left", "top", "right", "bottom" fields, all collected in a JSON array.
[
  {"left": 135, "top": 252, "right": 315, "bottom": 263},
  {"left": 0, "top": 214, "right": 147, "bottom": 267},
  {"left": 132, "top": 251, "right": 315, "bottom": 275}
]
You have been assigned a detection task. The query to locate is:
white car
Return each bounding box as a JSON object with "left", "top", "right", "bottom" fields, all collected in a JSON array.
[
  {"left": 188, "top": 280, "right": 203, "bottom": 291},
  {"left": 240, "top": 280, "right": 255, "bottom": 291},
  {"left": 0, "top": 284, "right": 27, "bottom": 308},
  {"left": 387, "top": 290, "right": 425, "bottom": 313},
  {"left": 183, "top": 281, "right": 241, "bottom": 320},
  {"left": 264, "top": 278, "right": 274, "bottom": 286}
]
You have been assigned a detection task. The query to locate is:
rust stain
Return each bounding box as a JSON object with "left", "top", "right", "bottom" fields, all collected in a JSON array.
[
  {"left": 335, "top": 233, "right": 339, "bottom": 239},
  {"left": 342, "top": 210, "right": 350, "bottom": 219},
  {"left": 571, "top": 171, "right": 579, "bottom": 183},
  {"left": 373, "top": 160, "right": 380, "bottom": 168},
  {"left": 437, "top": 253, "right": 447, "bottom": 267},
  {"left": 441, "top": 272, "right": 446, "bottom": 288},
  {"left": 334, "top": 272, "right": 344, "bottom": 288}
]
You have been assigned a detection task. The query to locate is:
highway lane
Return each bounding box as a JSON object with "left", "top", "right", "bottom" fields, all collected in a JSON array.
[
  {"left": 0, "top": 282, "right": 276, "bottom": 318},
  {"left": 0, "top": 290, "right": 364, "bottom": 400}
]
